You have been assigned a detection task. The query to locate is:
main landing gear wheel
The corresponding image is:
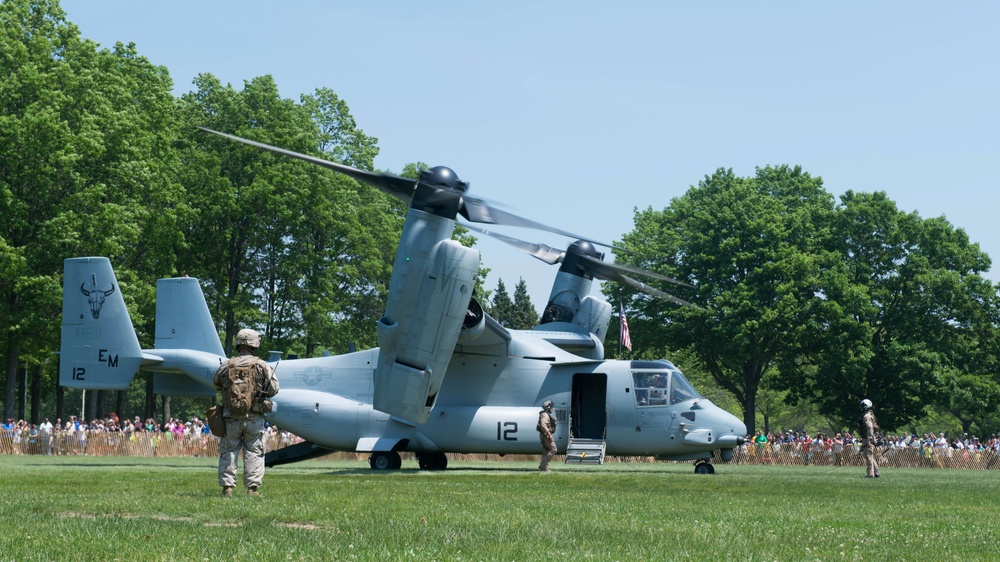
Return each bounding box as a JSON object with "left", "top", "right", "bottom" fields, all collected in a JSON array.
[
  {"left": 417, "top": 452, "right": 448, "bottom": 470},
  {"left": 694, "top": 461, "right": 716, "bottom": 475},
  {"left": 369, "top": 451, "right": 402, "bottom": 471}
]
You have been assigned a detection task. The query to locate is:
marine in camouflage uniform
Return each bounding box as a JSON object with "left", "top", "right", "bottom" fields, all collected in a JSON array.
[
  {"left": 537, "top": 400, "right": 557, "bottom": 472},
  {"left": 213, "top": 328, "right": 279, "bottom": 497},
  {"left": 858, "top": 398, "right": 881, "bottom": 478}
]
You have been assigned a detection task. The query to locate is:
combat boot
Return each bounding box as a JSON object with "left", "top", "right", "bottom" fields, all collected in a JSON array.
[
  {"left": 222, "top": 486, "right": 234, "bottom": 497},
  {"left": 247, "top": 486, "right": 260, "bottom": 497}
]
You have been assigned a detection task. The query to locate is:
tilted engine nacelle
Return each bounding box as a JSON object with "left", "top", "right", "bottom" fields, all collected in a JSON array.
[
  {"left": 541, "top": 271, "right": 591, "bottom": 324},
  {"left": 540, "top": 240, "right": 607, "bottom": 334},
  {"left": 572, "top": 295, "right": 611, "bottom": 342},
  {"left": 541, "top": 265, "right": 611, "bottom": 343},
  {"left": 375, "top": 207, "right": 480, "bottom": 424}
]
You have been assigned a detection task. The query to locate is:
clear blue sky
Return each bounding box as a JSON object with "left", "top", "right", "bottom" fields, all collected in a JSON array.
[{"left": 62, "top": 1, "right": 1000, "bottom": 311}]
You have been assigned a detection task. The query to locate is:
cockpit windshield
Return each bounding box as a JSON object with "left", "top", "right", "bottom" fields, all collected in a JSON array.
[
  {"left": 669, "top": 371, "right": 700, "bottom": 403},
  {"left": 632, "top": 370, "right": 701, "bottom": 407}
]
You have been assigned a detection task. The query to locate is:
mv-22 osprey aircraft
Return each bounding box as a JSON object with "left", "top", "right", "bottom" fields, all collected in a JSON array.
[{"left": 60, "top": 128, "right": 746, "bottom": 473}]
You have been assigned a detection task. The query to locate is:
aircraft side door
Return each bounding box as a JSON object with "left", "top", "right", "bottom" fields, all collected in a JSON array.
[{"left": 571, "top": 373, "right": 607, "bottom": 439}]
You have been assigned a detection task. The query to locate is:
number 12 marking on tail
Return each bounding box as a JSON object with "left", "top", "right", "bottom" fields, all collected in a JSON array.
[{"left": 72, "top": 367, "right": 86, "bottom": 381}]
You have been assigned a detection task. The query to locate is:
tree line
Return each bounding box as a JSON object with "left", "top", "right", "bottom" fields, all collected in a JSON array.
[
  {"left": 611, "top": 166, "right": 1000, "bottom": 437},
  {"left": 0, "top": 0, "right": 409, "bottom": 423},
  {"left": 0, "top": 0, "right": 541, "bottom": 425},
  {"left": 3, "top": 1, "right": 997, "bottom": 440}
]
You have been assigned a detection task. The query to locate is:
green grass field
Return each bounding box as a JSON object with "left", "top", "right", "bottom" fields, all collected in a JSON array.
[{"left": 1, "top": 455, "right": 998, "bottom": 561}]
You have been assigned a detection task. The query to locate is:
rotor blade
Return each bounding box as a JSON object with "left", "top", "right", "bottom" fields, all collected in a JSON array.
[
  {"left": 615, "top": 273, "right": 701, "bottom": 309},
  {"left": 459, "top": 198, "right": 613, "bottom": 248},
  {"left": 576, "top": 255, "right": 699, "bottom": 308},
  {"left": 467, "top": 224, "right": 692, "bottom": 291},
  {"left": 596, "top": 260, "right": 693, "bottom": 288},
  {"left": 197, "top": 127, "right": 417, "bottom": 203},
  {"left": 200, "top": 127, "right": 615, "bottom": 247},
  {"left": 462, "top": 223, "right": 564, "bottom": 264}
]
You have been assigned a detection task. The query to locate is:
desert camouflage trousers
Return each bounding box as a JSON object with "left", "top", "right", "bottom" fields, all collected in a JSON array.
[
  {"left": 862, "top": 443, "right": 881, "bottom": 478},
  {"left": 539, "top": 435, "right": 557, "bottom": 471},
  {"left": 218, "top": 415, "right": 267, "bottom": 488}
]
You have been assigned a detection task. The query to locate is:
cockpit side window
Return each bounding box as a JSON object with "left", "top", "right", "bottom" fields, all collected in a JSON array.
[
  {"left": 631, "top": 371, "right": 668, "bottom": 407},
  {"left": 632, "top": 370, "right": 701, "bottom": 407}
]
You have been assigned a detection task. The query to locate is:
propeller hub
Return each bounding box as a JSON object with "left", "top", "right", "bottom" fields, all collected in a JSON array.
[
  {"left": 419, "top": 166, "right": 468, "bottom": 193},
  {"left": 567, "top": 240, "right": 603, "bottom": 261},
  {"left": 561, "top": 240, "right": 604, "bottom": 279},
  {"left": 410, "top": 166, "right": 468, "bottom": 219}
]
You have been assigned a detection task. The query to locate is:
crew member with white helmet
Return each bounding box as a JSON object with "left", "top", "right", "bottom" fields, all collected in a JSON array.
[{"left": 857, "top": 398, "right": 881, "bottom": 478}]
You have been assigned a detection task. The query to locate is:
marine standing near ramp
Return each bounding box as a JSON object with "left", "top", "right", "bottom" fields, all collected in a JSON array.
[
  {"left": 858, "top": 398, "right": 881, "bottom": 478},
  {"left": 213, "top": 328, "right": 280, "bottom": 497},
  {"left": 537, "top": 400, "right": 557, "bottom": 472}
]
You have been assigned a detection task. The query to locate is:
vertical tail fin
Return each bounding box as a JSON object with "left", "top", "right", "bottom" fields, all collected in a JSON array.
[
  {"left": 151, "top": 276, "right": 224, "bottom": 397},
  {"left": 60, "top": 257, "right": 144, "bottom": 389},
  {"left": 154, "top": 277, "right": 225, "bottom": 355}
]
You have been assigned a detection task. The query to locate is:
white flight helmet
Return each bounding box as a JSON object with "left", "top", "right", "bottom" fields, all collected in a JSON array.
[
  {"left": 542, "top": 400, "right": 554, "bottom": 410},
  {"left": 860, "top": 398, "right": 873, "bottom": 410},
  {"left": 236, "top": 328, "right": 262, "bottom": 348}
]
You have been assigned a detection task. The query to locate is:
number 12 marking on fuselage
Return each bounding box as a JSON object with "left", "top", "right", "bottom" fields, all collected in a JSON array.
[{"left": 497, "top": 421, "right": 518, "bottom": 441}]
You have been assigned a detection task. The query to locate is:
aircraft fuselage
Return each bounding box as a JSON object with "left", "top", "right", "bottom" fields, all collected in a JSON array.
[{"left": 267, "top": 330, "right": 746, "bottom": 461}]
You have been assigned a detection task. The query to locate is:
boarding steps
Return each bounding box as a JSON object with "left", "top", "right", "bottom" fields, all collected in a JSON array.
[{"left": 564, "top": 438, "right": 606, "bottom": 464}]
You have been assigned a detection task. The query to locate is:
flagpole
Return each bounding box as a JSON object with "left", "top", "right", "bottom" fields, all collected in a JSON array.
[{"left": 618, "top": 289, "right": 622, "bottom": 356}]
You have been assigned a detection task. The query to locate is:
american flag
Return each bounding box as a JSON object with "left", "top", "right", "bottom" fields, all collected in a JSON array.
[{"left": 620, "top": 304, "right": 632, "bottom": 351}]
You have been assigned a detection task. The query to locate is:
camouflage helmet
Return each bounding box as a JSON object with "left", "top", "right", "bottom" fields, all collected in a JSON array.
[{"left": 236, "top": 328, "right": 262, "bottom": 348}]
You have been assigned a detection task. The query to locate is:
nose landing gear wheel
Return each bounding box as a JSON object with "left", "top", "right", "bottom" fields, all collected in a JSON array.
[{"left": 369, "top": 451, "right": 402, "bottom": 470}]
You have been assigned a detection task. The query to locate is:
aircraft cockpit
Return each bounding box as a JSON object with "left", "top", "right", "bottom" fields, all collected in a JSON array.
[{"left": 632, "top": 370, "right": 700, "bottom": 407}]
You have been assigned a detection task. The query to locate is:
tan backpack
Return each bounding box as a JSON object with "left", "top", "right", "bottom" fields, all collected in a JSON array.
[{"left": 223, "top": 358, "right": 258, "bottom": 417}]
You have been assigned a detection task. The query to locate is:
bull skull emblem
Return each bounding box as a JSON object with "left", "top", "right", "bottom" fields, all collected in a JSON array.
[{"left": 80, "top": 278, "right": 116, "bottom": 319}]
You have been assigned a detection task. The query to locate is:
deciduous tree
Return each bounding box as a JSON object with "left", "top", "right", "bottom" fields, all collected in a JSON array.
[
  {"left": 617, "top": 166, "right": 835, "bottom": 436},
  {"left": 796, "top": 191, "right": 1000, "bottom": 430},
  {"left": 0, "top": 0, "right": 179, "bottom": 420}
]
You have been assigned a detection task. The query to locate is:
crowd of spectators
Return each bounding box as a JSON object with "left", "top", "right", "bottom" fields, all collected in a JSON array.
[
  {"left": 6, "top": 414, "right": 1000, "bottom": 469},
  {"left": 737, "top": 429, "right": 1000, "bottom": 469},
  {"left": 0, "top": 414, "right": 301, "bottom": 457}
]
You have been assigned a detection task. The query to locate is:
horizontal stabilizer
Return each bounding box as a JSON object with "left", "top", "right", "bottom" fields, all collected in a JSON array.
[
  {"left": 143, "top": 348, "right": 224, "bottom": 396},
  {"left": 153, "top": 373, "right": 216, "bottom": 397}
]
